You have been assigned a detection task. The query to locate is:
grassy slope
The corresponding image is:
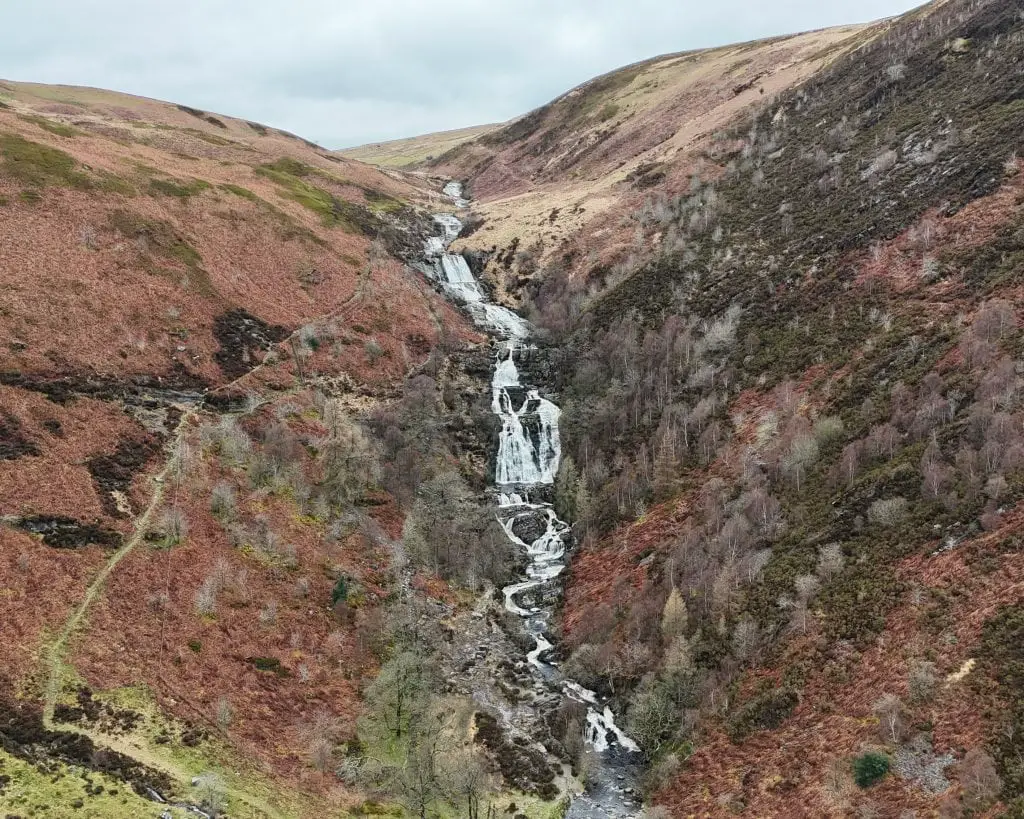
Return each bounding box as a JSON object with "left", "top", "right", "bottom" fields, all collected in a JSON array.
[{"left": 338, "top": 123, "right": 501, "bottom": 168}]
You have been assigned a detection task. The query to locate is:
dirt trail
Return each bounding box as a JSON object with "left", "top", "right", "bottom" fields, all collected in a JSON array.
[{"left": 42, "top": 407, "right": 197, "bottom": 728}]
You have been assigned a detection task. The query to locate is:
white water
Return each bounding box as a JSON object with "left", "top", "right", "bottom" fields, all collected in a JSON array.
[{"left": 428, "top": 183, "right": 641, "bottom": 816}]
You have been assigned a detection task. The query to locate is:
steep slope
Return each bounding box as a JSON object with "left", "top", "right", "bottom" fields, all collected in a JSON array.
[
  {"left": 0, "top": 80, "right": 485, "bottom": 815},
  {"left": 426, "top": 21, "right": 888, "bottom": 304},
  {"left": 428, "top": 0, "right": 1024, "bottom": 816}
]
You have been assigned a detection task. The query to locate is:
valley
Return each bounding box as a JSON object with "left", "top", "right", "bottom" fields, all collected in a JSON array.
[{"left": 3, "top": 0, "right": 1024, "bottom": 816}]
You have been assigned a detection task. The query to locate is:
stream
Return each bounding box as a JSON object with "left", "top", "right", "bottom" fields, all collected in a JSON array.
[{"left": 422, "top": 182, "right": 644, "bottom": 818}]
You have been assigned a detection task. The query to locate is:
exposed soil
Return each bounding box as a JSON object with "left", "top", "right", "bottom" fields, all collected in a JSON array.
[
  {"left": 86, "top": 434, "right": 162, "bottom": 517},
  {"left": 211, "top": 307, "right": 289, "bottom": 380},
  {"left": 0, "top": 410, "right": 38, "bottom": 459},
  {"left": 15, "top": 516, "right": 121, "bottom": 549}
]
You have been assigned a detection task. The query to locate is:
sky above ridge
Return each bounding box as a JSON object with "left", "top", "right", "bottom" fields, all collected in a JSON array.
[{"left": 3, "top": 0, "right": 925, "bottom": 148}]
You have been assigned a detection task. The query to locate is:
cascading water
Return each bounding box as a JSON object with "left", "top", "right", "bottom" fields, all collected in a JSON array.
[{"left": 425, "top": 183, "right": 643, "bottom": 818}]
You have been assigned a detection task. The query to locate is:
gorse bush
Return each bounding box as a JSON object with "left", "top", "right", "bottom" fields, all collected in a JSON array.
[{"left": 852, "top": 752, "right": 890, "bottom": 787}]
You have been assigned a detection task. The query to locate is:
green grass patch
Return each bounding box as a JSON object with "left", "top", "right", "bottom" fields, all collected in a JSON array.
[
  {"left": 0, "top": 132, "right": 90, "bottom": 189},
  {"left": 0, "top": 748, "right": 187, "bottom": 819},
  {"left": 18, "top": 114, "right": 80, "bottom": 138},
  {"left": 77, "top": 685, "right": 314, "bottom": 818},
  {"left": 219, "top": 182, "right": 260, "bottom": 201},
  {"left": 148, "top": 176, "right": 211, "bottom": 199},
  {"left": 180, "top": 127, "right": 233, "bottom": 146},
  {"left": 255, "top": 159, "right": 382, "bottom": 235},
  {"left": 96, "top": 172, "right": 135, "bottom": 196},
  {"left": 363, "top": 188, "right": 405, "bottom": 214}
]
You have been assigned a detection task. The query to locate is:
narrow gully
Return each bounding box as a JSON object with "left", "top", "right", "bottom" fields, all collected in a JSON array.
[{"left": 422, "top": 183, "right": 644, "bottom": 818}]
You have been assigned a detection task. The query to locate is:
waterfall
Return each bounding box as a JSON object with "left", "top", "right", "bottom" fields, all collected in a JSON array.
[{"left": 426, "top": 182, "right": 642, "bottom": 817}]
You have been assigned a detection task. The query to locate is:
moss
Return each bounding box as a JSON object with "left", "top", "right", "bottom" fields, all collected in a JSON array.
[
  {"left": 0, "top": 132, "right": 91, "bottom": 189},
  {"left": 363, "top": 187, "right": 405, "bottom": 214},
  {"left": 148, "top": 176, "right": 211, "bottom": 199},
  {"left": 96, "top": 172, "right": 136, "bottom": 196},
  {"left": 18, "top": 114, "right": 80, "bottom": 138}
]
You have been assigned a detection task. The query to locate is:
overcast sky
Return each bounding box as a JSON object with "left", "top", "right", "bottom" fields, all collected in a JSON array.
[{"left": 3, "top": 1, "right": 924, "bottom": 149}]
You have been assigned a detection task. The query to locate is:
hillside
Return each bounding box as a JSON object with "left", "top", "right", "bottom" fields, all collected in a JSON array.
[
  {"left": 4, "top": 0, "right": 1024, "bottom": 817},
  {"left": 377, "top": 21, "right": 885, "bottom": 305},
  {"left": 422, "top": 0, "right": 1024, "bottom": 815},
  {"left": 0, "top": 79, "right": 487, "bottom": 816}
]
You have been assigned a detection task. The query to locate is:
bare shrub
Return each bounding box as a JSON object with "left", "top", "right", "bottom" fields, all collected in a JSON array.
[
  {"left": 158, "top": 506, "right": 188, "bottom": 546},
  {"left": 364, "top": 338, "right": 384, "bottom": 362},
  {"left": 215, "top": 697, "right": 233, "bottom": 729},
  {"left": 907, "top": 660, "right": 937, "bottom": 704},
  {"left": 259, "top": 600, "right": 278, "bottom": 626},
  {"left": 867, "top": 497, "right": 908, "bottom": 528},
  {"left": 201, "top": 417, "right": 251, "bottom": 465},
  {"left": 209, "top": 482, "right": 236, "bottom": 520},
  {"left": 817, "top": 543, "right": 845, "bottom": 581}
]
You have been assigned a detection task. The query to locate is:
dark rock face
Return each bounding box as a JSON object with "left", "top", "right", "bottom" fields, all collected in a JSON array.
[
  {"left": 212, "top": 308, "right": 289, "bottom": 380},
  {"left": 510, "top": 511, "right": 549, "bottom": 544},
  {"left": 0, "top": 370, "right": 207, "bottom": 406},
  {"left": 473, "top": 711, "right": 559, "bottom": 799}
]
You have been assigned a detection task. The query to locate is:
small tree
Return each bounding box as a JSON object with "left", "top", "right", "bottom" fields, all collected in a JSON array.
[
  {"left": 959, "top": 748, "right": 1002, "bottom": 810},
  {"left": 817, "top": 543, "right": 845, "bottom": 581},
  {"left": 210, "top": 482, "right": 236, "bottom": 520},
  {"left": 732, "top": 615, "right": 761, "bottom": 663},
  {"left": 661, "top": 587, "right": 688, "bottom": 642},
  {"left": 872, "top": 694, "right": 907, "bottom": 744},
  {"left": 215, "top": 697, "right": 233, "bottom": 729},
  {"left": 193, "top": 772, "right": 227, "bottom": 816},
  {"left": 159, "top": 507, "right": 188, "bottom": 546}
]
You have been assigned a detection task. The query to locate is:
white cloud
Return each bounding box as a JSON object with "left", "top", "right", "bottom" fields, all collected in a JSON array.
[{"left": 1, "top": 0, "right": 924, "bottom": 147}]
